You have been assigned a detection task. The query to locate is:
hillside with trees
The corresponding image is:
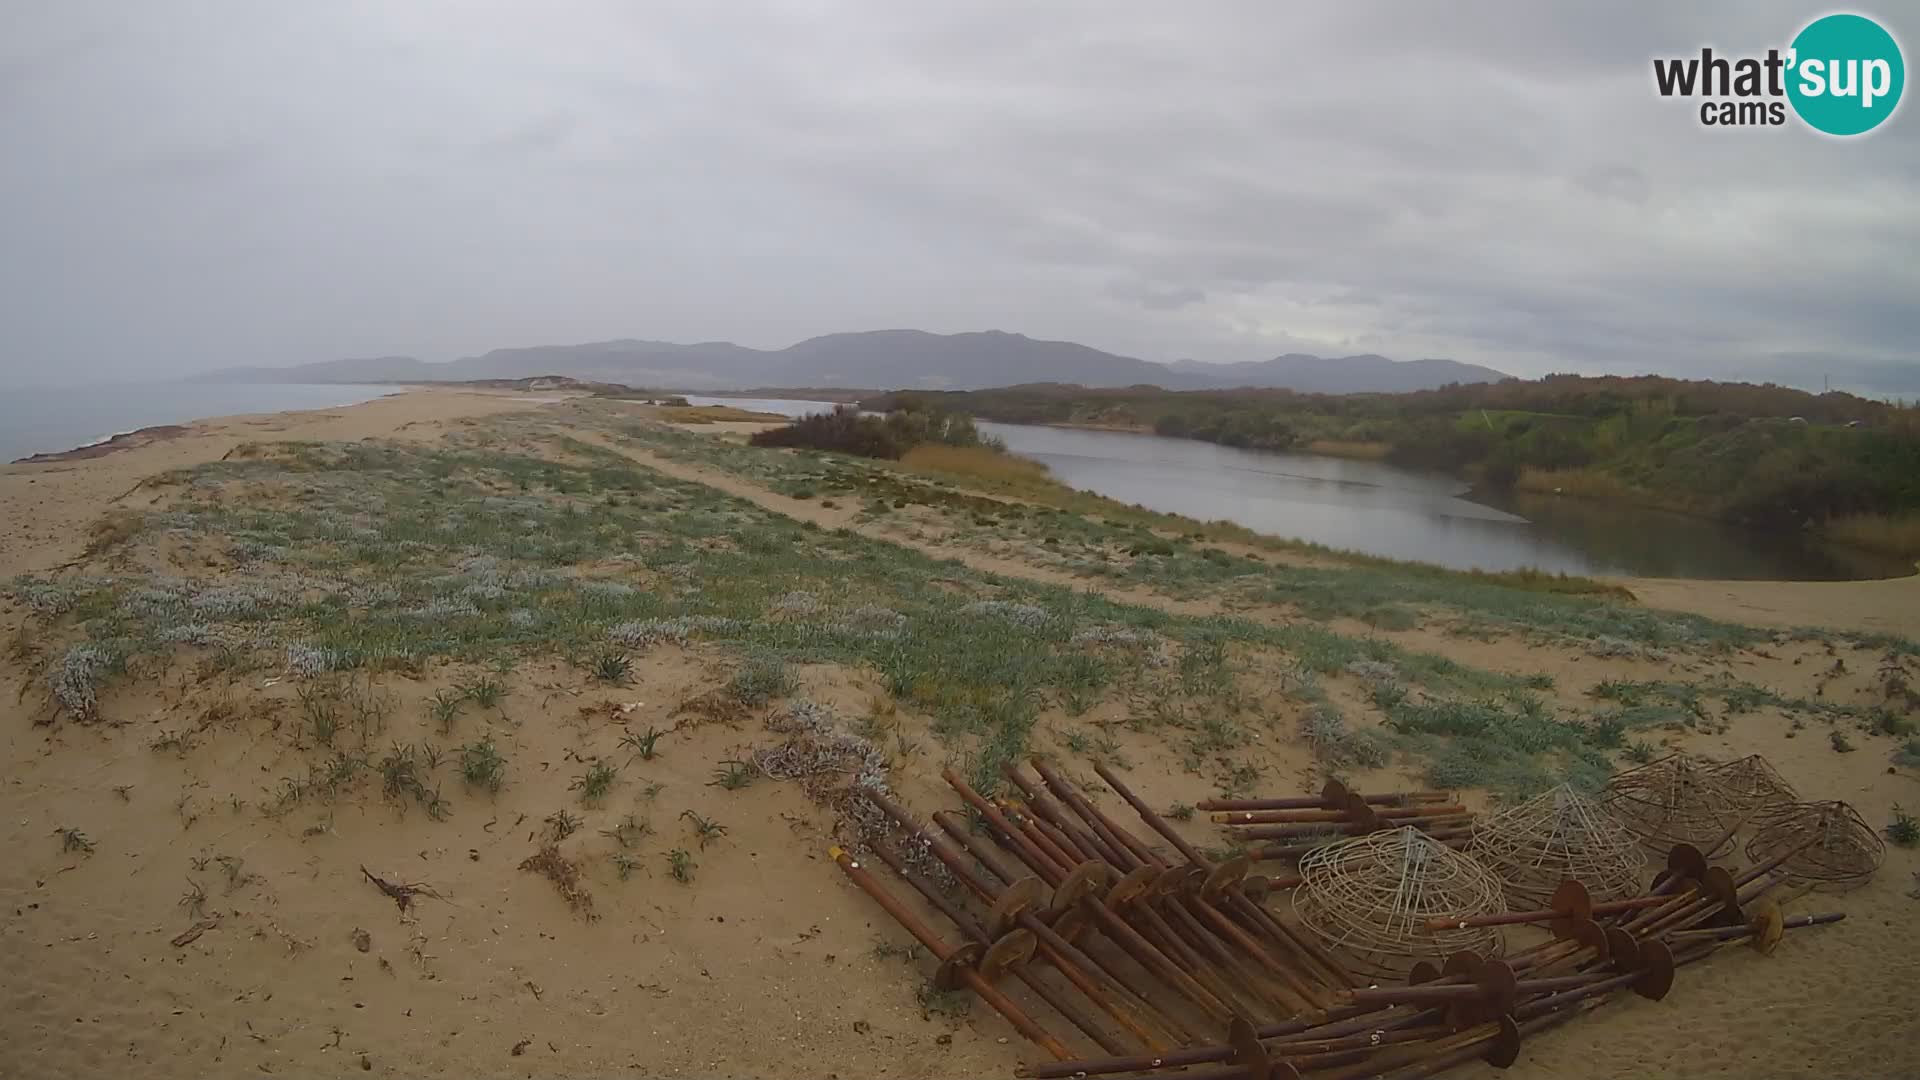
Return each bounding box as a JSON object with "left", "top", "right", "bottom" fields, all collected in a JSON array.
[{"left": 866, "top": 376, "right": 1920, "bottom": 557}]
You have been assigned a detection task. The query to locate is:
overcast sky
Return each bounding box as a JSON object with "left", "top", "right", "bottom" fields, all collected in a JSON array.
[{"left": 2, "top": 2, "right": 1915, "bottom": 391}]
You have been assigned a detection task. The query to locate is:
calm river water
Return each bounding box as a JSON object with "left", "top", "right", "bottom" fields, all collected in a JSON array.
[{"left": 686, "top": 397, "right": 1906, "bottom": 581}]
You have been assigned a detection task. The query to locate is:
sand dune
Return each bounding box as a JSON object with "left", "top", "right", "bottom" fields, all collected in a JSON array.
[{"left": 2, "top": 390, "right": 1915, "bottom": 1079}]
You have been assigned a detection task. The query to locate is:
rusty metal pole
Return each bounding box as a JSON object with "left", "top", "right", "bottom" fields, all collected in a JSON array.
[
  {"left": 1424, "top": 895, "right": 1667, "bottom": 931},
  {"left": 1112, "top": 879, "right": 1268, "bottom": 1019},
  {"left": 1198, "top": 790, "right": 1453, "bottom": 812},
  {"left": 1339, "top": 966, "right": 1628, "bottom": 1008},
  {"left": 1009, "top": 766, "right": 1146, "bottom": 871},
  {"left": 1210, "top": 804, "right": 1469, "bottom": 825},
  {"left": 1308, "top": 1020, "right": 1506, "bottom": 1080},
  {"left": 1623, "top": 835, "right": 1815, "bottom": 935},
  {"left": 829, "top": 846, "right": 1073, "bottom": 1061},
  {"left": 942, "top": 771, "right": 1241, "bottom": 1024},
  {"left": 1014, "top": 1006, "right": 1446, "bottom": 1080},
  {"left": 1067, "top": 760, "right": 1342, "bottom": 1001},
  {"left": 1665, "top": 910, "right": 1843, "bottom": 945},
  {"left": 1224, "top": 815, "right": 1475, "bottom": 841},
  {"left": 1264, "top": 1013, "right": 1448, "bottom": 1056},
  {"left": 920, "top": 808, "right": 1198, "bottom": 1036},
  {"left": 1143, "top": 878, "right": 1308, "bottom": 1015},
  {"left": 1184, "top": 895, "right": 1324, "bottom": 1013},
  {"left": 1285, "top": 929, "right": 1605, "bottom": 1043},
  {"left": 1007, "top": 768, "right": 1136, "bottom": 870},
  {"left": 1091, "top": 762, "right": 1209, "bottom": 863},
  {"left": 1630, "top": 868, "right": 1761, "bottom": 939},
  {"left": 1086, "top": 760, "right": 1360, "bottom": 992},
  {"left": 1643, "top": 871, "right": 1786, "bottom": 939},
  {"left": 866, "top": 839, "right": 1136, "bottom": 1057},
  {"left": 861, "top": 791, "right": 1193, "bottom": 1047},
  {"left": 1033, "top": 759, "right": 1157, "bottom": 869},
  {"left": 1370, "top": 1009, "right": 1583, "bottom": 1080},
  {"left": 1002, "top": 799, "right": 1083, "bottom": 871},
  {"left": 1038, "top": 761, "right": 1330, "bottom": 1008},
  {"left": 1002, "top": 790, "right": 1289, "bottom": 1018},
  {"left": 943, "top": 767, "right": 1071, "bottom": 885},
  {"left": 930, "top": 809, "right": 1028, "bottom": 885},
  {"left": 1032, "top": 812, "right": 1101, "bottom": 867}
]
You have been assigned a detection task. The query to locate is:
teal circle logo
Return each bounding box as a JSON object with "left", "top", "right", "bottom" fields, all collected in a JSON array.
[{"left": 1787, "top": 13, "right": 1905, "bottom": 136}]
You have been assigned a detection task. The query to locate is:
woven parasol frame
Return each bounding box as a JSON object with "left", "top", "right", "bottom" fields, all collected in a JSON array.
[
  {"left": 1707, "top": 754, "right": 1800, "bottom": 815},
  {"left": 1602, "top": 753, "right": 1745, "bottom": 857},
  {"left": 1470, "top": 784, "right": 1646, "bottom": 909},
  {"left": 1744, "top": 800, "right": 1885, "bottom": 891},
  {"left": 1292, "top": 826, "right": 1508, "bottom": 979}
]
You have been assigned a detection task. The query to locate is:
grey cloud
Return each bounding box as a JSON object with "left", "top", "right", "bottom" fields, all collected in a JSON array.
[
  {"left": 0, "top": 0, "right": 1913, "bottom": 392},
  {"left": 1107, "top": 281, "right": 1207, "bottom": 311},
  {"left": 1575, "top": 166, "right": 1651, "bottom": 204}
]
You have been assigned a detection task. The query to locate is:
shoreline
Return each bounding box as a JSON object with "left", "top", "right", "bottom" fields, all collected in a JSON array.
[
  {"left": 683, "top": 402, "right": 1920, "bottom": 592},
  {"left": 0, "top": 381, "right": 412, "bottom": 464},
  {"left": 1, "top": 383, "right": 596, "bottom": 465},
  {"left": 9, "top": 423, "right": 196, "bottom": 464},
  {"left": 0, "top": 386, "right": 568, "bottom": 578},
  {"left": 986, "top": 417, "right": 1917, "bottom": 580}
]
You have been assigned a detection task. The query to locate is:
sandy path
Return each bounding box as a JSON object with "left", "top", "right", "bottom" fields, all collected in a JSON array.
[
  {"left": 0, "top": 389, "right": 563, "bottom": 577},
  {"left": 1619, "top": 573, "right": 1920, "bottom": 638},
  {"left": 591, "top": 435, "right": 1920, "bottom": 665},
  {"left": 626, "top": 420, "right": 1920, "bottom": 641},
  {"left": 579, "top": 434, "right": 1225, "bottom": 618}
]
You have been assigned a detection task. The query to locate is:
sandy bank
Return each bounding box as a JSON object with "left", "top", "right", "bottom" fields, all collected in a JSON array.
[{"left": 0, "top": 387, "right": 563, "bottom": 577}]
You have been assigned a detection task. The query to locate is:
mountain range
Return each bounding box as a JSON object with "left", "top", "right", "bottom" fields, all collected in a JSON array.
[{"left": 193, "top": 329, "right": 1509, "bottom": 394}]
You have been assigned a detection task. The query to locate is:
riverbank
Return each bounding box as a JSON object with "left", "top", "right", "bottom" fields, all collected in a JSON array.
[
  {"left": 3, "top": 390, "right": 1916, "bottom": 1079},
  {"left": 700, "top": 397, "right": 1916, "bottom": 584},
  {"left": 678, "top": 407, "right": 1920, "bottom": 638},
  {"left": 864, "top": 381, "right": 1920, "bottom": 566},
  {"left": 1028, "top": 420, "right": 1920, "bottom": 572}
]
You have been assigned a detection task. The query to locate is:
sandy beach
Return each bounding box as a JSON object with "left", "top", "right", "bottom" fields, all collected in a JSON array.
[{"left": 3, "top": 388, "right": 1915, "bottom": 1079}]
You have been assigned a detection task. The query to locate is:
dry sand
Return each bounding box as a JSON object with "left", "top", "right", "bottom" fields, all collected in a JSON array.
[{"left": 2, "top": 390, "right": 1916, "bottom": 1079}]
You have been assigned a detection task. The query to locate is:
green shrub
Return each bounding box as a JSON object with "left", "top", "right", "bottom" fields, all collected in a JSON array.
[{"left": 727, "top": 654, "right": 795, "bottom": 705}]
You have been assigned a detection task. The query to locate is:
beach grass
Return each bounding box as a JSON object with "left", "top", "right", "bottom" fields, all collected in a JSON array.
[
  {"left": 6, "top": 410, "right": 1657, "bottom": 804},
  {"left": 653, "top": 405, "right": 786, "bottom": 425},
  {"left": 1822, "top": 511, "right": 1920, "bottom": 560},
  {"left": 15, "top": 403, "right": 1916, "bottom": 823}
]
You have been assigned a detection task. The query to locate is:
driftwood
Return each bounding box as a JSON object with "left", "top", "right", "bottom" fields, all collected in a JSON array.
[
  {"left": 171, "top": 919, "right": 219, "bottom": 947},
  {"left": 360, "top": 865, "right": 445, "bottom": 913}
]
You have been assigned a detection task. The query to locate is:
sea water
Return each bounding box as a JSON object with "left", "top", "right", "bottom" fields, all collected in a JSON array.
[{"left": 0, "top": 382, "right": 397, "bottom": 463}]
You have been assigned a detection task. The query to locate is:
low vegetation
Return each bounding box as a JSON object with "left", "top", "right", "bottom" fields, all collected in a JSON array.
[
  {"left": 666, "top": 848, "right": 696, "bottom": 883},
  {"left": 459, "top": 738, "right": 507, "bottom": 792},
  {"left": 6, "top": 398, "right": 1915, "bottom": 892},
  {"left": 654, "top": 404, "right": 785, "bottom": 425},
  {"left": 1888, "top": 806, "right": 1919, "bottom": 847},
  {"left": 750, "top": 401, "right": 1002, "bottom": 460},
  {"left": 898, "top": 443, "right": 1051, "bottom": 490}
]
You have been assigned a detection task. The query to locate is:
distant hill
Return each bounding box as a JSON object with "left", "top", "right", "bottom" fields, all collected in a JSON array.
[
  {"left": 1163, "top": 354, "right": 1509, "bottom": 393},
  {"left": 196, "top": 355, "right": 446, "bottom": 383},
  {"left": 191, "top": 330, "right": 1510, "bottom": 394}
]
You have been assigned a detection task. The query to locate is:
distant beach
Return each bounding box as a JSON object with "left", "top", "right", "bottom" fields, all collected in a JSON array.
[{"left": 0, "top": 382, "right": 398, "bottom": 463}]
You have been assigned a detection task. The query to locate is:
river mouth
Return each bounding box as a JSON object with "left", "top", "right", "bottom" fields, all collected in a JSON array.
[{"left": 684, "top": 397, "right": 1912, "bottom": 581}]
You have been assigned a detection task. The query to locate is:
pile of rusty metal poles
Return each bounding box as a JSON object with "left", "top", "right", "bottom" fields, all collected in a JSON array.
[
  {"left": 1201, "top": 781, "right": 1473, "bottom": 863},
  {"left": 829, "top": 759, "right": 1385, "bottom": 1064},
  {"left": 1005, "top": 831, "right": 1842, "bottom": 1080},
  {"left": 830, "top": 758, "right": 1845, "bottom": 1079}
]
